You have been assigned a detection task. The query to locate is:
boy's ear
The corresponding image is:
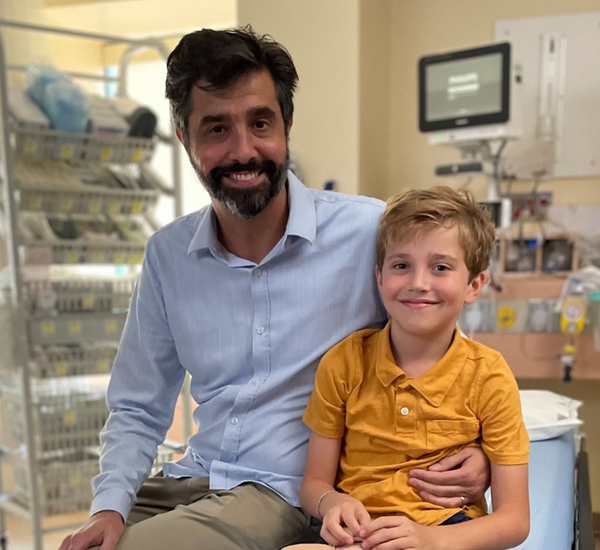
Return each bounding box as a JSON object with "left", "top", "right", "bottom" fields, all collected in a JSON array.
[
  {"left": 464, "top": 271, "right": 487, "bottom": 305},
  {"left": 375, "top": 266, "right": 383, "bottom": 293}
]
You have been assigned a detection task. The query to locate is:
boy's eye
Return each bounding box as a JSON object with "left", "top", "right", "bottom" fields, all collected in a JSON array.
[
  {"left": 392, "top": 263, "right": 408, "bottom": 270},
  {"left": 434, "top": 265, "right": 450, "bottom": 272}
]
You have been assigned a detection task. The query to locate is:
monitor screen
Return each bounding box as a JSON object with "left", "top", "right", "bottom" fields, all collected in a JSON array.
[{"left": 419, "top": 43, "right": 510, "bottom": 132}]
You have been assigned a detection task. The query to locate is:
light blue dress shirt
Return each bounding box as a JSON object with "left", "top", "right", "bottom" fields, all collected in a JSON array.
[{"left": 92, "top": 172, "right": 388, "bottom": 519}]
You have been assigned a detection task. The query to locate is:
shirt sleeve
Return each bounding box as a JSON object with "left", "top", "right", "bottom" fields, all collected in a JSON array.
[
  {"left": 476, "top": 354, "right": 529, "bottom": 465},
  {"left": 91, "top": 236, "right": 186, "bottom": 520},
  {"left": 303, "top": 334, "right": 359, "bottom": 439}
]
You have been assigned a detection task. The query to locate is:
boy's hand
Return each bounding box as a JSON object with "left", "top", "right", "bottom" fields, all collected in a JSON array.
[
  {"left": 408, "top": 447, "right": 490, "bottom": 507},
  {"left": 359, "top": 516, "right": 439, "bottom": 550},
  {"left": 320, "top": 493, "right": 371, "bottom": 547}
]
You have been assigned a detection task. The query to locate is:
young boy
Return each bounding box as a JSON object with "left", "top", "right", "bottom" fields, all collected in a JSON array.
[{"left": 291, "top": 187, "right": 529, "bottom": 550}]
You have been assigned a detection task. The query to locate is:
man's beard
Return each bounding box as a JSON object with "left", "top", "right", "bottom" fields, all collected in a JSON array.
[{"left": 191, "top": 150, "right": 289, "bottom": 219}]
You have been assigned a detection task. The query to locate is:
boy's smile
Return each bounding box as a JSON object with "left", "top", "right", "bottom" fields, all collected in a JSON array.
[{"left": 376, "top": 225, "right": 485, "bottom": 343}]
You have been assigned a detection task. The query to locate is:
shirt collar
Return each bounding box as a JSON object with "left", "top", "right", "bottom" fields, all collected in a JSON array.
[
  {"left": 375, "top": 323, "right": 468, "bottom": 407},
  {"left": 187, "top": 170, "right": 316, "bottom": 257}
]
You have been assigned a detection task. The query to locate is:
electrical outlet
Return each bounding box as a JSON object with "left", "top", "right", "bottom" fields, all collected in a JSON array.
[{"left": 509, "top": 192, "right": 552, "bottom": 222}]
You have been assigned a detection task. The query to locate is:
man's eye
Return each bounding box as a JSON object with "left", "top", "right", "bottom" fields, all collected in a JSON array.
[
  {"left": 255, "top": 120, "right": 269, "bottom": 130},
  {"left": 211, "top": 126, "right": 224, "bottom": 134}
]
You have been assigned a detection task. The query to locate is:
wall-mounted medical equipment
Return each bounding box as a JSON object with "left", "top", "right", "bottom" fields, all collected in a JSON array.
[
  {"left": 419, "top": 42, "right": 517, "bottom": 144},
  {"left": 495, "top": 11, "right": 600, "bottom": 179}
]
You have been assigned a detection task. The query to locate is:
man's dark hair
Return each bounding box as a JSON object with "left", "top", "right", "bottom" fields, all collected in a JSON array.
[{"left": 165, "top": 25, "right": 298, "bottom": 144}]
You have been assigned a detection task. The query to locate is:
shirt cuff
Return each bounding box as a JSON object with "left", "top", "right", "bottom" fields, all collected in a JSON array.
[{"left": 90, "top": 489, "right": 135, "bottom": 522}]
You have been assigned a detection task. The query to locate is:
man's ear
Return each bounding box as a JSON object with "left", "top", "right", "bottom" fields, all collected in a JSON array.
[
  {"left": 464, "top": 271, "right": 487, "bottom": 305},
  {"left": 175, "top": 127, "right": 186, "bottom": 147},
  {"left": 286, "top": 117, "right": 293, "bottom": 136}
]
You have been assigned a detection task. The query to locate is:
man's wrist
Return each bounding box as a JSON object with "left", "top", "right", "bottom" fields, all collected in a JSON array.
[{"left": 92, "top": 509, "right": 125, "bottom": 524}]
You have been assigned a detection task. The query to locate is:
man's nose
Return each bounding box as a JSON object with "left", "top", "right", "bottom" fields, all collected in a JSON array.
[{"left": 229, "top": 127, "right": 258, "bottom": 164}]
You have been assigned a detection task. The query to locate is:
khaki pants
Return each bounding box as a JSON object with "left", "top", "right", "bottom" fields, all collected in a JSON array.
[{"left": 112, "top": 476, "right": 317, "bottom": 550}]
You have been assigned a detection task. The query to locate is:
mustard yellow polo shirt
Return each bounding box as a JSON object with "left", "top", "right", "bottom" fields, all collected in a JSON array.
[{"left": 303, "top": 323, "right": 529, "bottom": 525}]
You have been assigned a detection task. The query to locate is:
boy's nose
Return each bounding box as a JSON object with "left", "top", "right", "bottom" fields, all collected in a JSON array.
[{"left": 408, "top": 269, "right": 430, "bottom": 292}]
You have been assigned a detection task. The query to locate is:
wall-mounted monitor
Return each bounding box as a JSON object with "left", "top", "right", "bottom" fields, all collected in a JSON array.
[{"left": 419, "top": 43, "right": 511, "bottom": 139}]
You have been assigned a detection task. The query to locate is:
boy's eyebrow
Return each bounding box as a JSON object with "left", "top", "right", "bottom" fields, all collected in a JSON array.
[{"left": 429, "top": 253, "right": 459, "bottom": 262}]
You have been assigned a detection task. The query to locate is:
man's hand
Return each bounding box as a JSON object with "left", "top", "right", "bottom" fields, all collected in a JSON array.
[
  {"left": 59, "top": 511, "right": 125, "bottom": 550},
  {"left": 408, "top": 447, "right": 490, "bottom": 508},
  {"left": 320, "top": 493, "right": 371, "bottom": 547},
  {"left": 359, "top": 516, "right": 439, "bottom": 550}
]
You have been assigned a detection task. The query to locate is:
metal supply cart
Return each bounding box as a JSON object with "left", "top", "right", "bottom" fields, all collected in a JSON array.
[{"left": 0, "top": 20, "right": 184, "bottom": 550}]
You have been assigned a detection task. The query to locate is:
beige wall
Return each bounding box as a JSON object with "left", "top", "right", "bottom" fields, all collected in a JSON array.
[
  {"left": 358, "top": 0, "right": 392, "bottom": 198},
  {"left": 388, "top": 0, "right": 600, "bottom": 203},
  {"left": 238, "top": 0, "right": 361, "bottom": 194}
]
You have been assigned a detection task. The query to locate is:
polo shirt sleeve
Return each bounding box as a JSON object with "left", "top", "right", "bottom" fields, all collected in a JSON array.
[
  {"left": 303, "top": 333, "right": 360, "bottom": 439},
  {"left": 476, "top": 354, "right": 530, "bottom": 465}
]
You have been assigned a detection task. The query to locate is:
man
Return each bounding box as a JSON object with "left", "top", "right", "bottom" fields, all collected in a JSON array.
[{"left": 60, "top": 27, "right": 489, "bottom": 550}]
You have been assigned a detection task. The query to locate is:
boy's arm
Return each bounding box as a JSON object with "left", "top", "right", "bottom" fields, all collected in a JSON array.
[
  {"left": 408, "top": 446, "right": 491, "bottom": 507},
  {"left": 300, "top": 432, "right": 370, "bottom": 547},
  {"left": 361, "top": 462, "right": 529, "bottom": 550}
]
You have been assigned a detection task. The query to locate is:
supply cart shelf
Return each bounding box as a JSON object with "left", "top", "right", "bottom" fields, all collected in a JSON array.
[
  {"left": 27, "top": 312, "right": 126, "bottom": 345},
  {"left": 14, "top": 128, "right": 155, "bottom": 164}
]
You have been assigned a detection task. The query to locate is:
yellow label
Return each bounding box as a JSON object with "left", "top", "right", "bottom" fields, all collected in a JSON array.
[
  {"left": 131, "top": 148, "right": 143, "bottom": 162},
  {"left": 63, "top": 410, "right": 77, "bottom": 426},
  {"left": 23, "top": 139, "right": 37, "bottom": 157},
  {"left": 88, "top": 200, "right": 102, "bottom": 215},
  {"left": 497, "top": 307, "right": 515, "bottom": 329},
  {"left": 108, "top": 202, "right": 120, "bottom": 215},
  {"left": 97, "top": 359, "right": 109, "bottom": 373},
  {"left": 61, "top": 144, "right": 74, "bottom": 160},
  {"left": 100, "top": 147, "right": 112, "bottom": 161},
  {"left": 70, "top": 473, "right": 82, "bottom": 487},
  {"left": 61, "top": 197, "right": 73, "bottom": 212},
  {"left": 68, "top": 320, "right": 82, "bottom": 335},
  {"left": 42, "top": 321, "right": 55, "bottom": 336},
  {"left": 113, "top": 252, "right": 125, "bottom": 264},
  {"left": 105, "top": 319, "right": 117, "bottom": 334},
  {"left": 83, "top": 294, "right": 95, "bottom": 309},
  {"left": 29, "top": 197, "right": 42, "bottom": 211},
  {"left": 56, "top": 361, "right": 68, "bottom": 376},
  {"left": 131, "top": 201, "right": 143, "bottom": 214},
  {"left": 66, "top": 251, "right": 79, "bottom": 264},
  {"left": 91, "top": 251, "right": 103, "bottom": 263}
]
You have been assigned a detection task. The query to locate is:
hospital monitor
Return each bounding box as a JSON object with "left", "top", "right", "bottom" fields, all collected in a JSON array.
[{"left": 419, "top": 43, "right": 518, "bottom": 144}]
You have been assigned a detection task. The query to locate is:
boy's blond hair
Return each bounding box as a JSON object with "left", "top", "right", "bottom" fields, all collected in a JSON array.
[{"left": 376, "top": 186, "right": 496, "bottom": 280}]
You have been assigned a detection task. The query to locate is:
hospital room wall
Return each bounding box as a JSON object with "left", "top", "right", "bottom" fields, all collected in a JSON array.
[
  {"left": 238, "top": 0, "right": 362, "bottom": 195},
  {"left": 387, "top": 0, "right": 600, "bottom": 204},
  {"left": 386, "top": 0, "right": 600, "bottom": 517}
]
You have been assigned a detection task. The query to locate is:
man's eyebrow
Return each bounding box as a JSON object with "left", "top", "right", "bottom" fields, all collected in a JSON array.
[
  {"left": 248, "top": 106, "right": 277, "bottom": 119},
  {"left": 198, "top": 113, "right": 229, "bottom": 127}
]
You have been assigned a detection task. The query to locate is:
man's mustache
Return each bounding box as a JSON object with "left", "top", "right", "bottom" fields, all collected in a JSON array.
[{"left": 210, "top": 160, "right": 274, "bottom": 181}]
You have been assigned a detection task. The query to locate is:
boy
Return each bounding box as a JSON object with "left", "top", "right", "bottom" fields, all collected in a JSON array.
[{"left": 291, "top": 187, "right": 530, "bottom": 550}]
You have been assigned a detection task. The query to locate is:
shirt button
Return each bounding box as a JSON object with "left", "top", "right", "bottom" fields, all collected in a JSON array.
[
  {"left": 254, "top": 269, "right": 263, "bottom": 277},
  {"left": 400, "top": 407, "right": 409, "bottom": 416},
  {"left": 256, "top": 326, "right": 265, "bottom": 334},
  {"left": 231, "top": 417, "right": 239, "bottom": 424}
]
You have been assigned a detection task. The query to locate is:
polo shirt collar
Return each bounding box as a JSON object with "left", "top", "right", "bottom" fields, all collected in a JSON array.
[
  {"left": 187, "top": 170, "right": 316, "bottom": 256},
  {"left": 375, "top": 323, "right": 468, "bottom": 407}
]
